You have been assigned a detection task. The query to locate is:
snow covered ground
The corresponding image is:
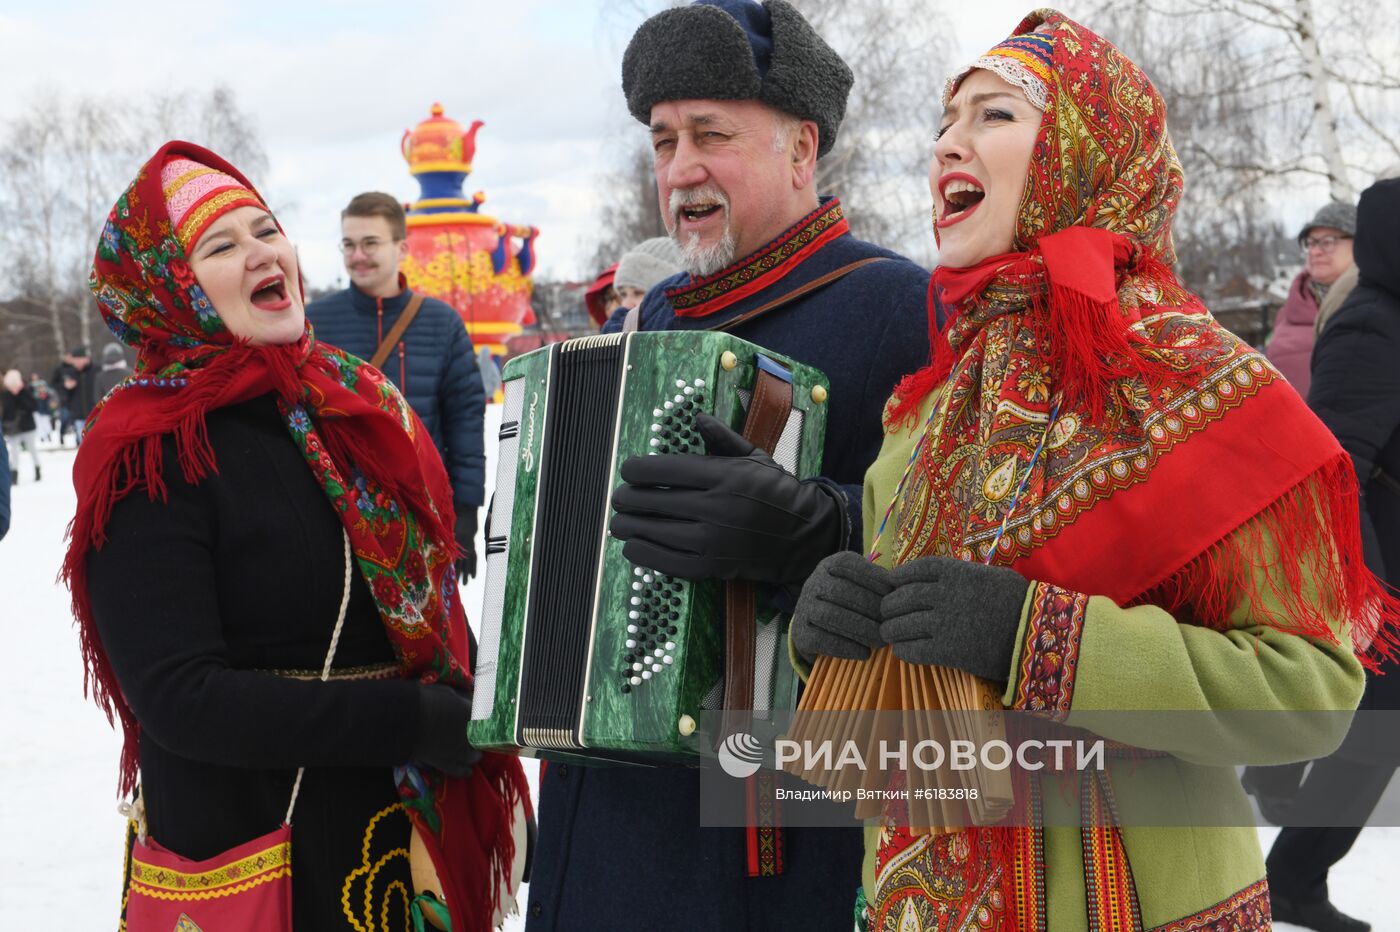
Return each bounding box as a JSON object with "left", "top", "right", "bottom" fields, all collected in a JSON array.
[
  {"left": 0, "top": 410, "right": 540, "bottom": 930},
  {"left": 2, "top": 413, "right": 1398, "bottom": 929}
]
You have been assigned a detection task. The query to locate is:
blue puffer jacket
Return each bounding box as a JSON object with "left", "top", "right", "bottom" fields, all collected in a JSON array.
[{"left": 305, "top": 281, "right": 486, "bottom": 507}]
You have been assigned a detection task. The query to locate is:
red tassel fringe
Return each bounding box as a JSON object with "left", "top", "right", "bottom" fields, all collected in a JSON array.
[
  {"left": 1137, "top": 455, "right": 1400, "bottom": 672},
  {"left": 448, "top": 755, "right": 533, "bottom": 932},
  {"left": 62, "top": 351, "right": 250, "bottom": 795}
]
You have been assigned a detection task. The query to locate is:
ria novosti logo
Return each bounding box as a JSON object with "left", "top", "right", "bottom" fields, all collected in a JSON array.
[{"left": 717, "top": 732, "right": 764, "bottom": 779}]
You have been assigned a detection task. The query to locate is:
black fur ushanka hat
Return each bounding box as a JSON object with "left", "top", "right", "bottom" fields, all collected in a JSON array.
[{"left": 622, "top": 0, "right": 853, "bottom": 157}]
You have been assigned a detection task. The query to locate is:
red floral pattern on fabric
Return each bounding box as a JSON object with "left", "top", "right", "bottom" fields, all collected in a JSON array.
[
  {"left": 869, "top": 826, "right": 1015, "bottom": 932},
  {"left": 1013, "top": 583, "right": 1088, "bottom": 716}
]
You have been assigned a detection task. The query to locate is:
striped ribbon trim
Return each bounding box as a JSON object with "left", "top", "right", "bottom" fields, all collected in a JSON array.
[{"left": 1081, "top": 769, "right": 1144, "bottom": 932}]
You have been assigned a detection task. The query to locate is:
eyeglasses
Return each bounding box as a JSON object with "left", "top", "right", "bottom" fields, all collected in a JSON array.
[
  {"left": 1301, "top": 234, "right": 1351, "bottom": 254},
  {"left": 340, "top": 237, "right": 399, "bottom": 256}
]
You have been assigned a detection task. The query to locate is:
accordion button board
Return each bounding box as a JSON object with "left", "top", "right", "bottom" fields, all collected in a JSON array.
[{"left": 469, "top": 331, "right": 829, "bottom": 764}]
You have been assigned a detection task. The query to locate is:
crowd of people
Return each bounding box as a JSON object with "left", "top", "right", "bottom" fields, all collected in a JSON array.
[
  {"left": 1, "top": 348, "right": 100, "bottom": 485},
  {"left": 3, "top": 1, "right": 1395, "bottom": 930}
]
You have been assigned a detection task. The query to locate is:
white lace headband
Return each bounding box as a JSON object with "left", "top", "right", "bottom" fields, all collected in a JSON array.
[{"left": 941, "top": 23, "right": 1056, "bottom": 111}]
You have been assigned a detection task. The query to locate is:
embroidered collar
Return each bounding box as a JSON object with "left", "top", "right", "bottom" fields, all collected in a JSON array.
[{"left": 667, "top": 198, "right": 849, "bottom": 317}]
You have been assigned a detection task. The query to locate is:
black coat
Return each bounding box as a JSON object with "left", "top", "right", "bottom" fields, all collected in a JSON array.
[
  {"left": 94, "top": 362, "right": 130, "bottom": 400},
  {"left": 526, "top": 216, "right": 931, "bottom": 931},
  {"left": 2, "top": 386, "right": 37, "bottom": 434},
  {"left": 86, "top": 395, "right": 423, "bottom": 930},
  {"left": 53, "top": 359, "right": 97, "bottom": 419},
  {"left": 1309, "top": 177, "right": 1400, "bottom": 735}
]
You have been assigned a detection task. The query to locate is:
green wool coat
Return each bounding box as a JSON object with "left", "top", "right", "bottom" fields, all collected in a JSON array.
[{"left": 796, "top": 387, "right": 1366, "bottom": 930}]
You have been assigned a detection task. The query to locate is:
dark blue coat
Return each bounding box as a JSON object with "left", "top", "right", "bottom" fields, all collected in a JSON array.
[
  {"left": 527, "top": 208, "right": 930, "bottom": 931},
  {"left": 305, "top": 283, "right": 486, "bottom": 507}
]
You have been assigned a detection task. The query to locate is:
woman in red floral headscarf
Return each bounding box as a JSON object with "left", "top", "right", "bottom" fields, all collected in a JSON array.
[
  {"left": 791, "top": 9, "right": 1396, "bottom": 931},
  {"left": 66, "top": 141, "right": 527, "bottom": 932}
]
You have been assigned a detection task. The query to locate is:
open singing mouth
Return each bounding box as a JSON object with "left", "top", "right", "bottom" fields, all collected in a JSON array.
[
  {"left": 680, "top": 200, "right": 723, "bottom": 222},
  {"left": 941, "top": 176, "right": 985, "bottom": 217},
  {"left": 250, "top": 275, "right": 290, "bottom": 310}
]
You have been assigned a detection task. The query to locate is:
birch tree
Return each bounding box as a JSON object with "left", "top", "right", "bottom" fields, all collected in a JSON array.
[
  {"left": 1102, "top": 0, "right": 1400, "bottom": 202},
  {"left": 1092, "top": 0, "right": 1400, "bottom": 299}
]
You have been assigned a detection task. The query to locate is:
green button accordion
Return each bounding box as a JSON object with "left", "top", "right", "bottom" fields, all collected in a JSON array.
[{"left": 468, "top": 330, "right": 830, "bottom": 762}]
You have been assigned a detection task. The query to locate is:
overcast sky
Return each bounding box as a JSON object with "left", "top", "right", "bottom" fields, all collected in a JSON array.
[{"left": 2, "top": 0, "right": 1105, "bottom": 290}]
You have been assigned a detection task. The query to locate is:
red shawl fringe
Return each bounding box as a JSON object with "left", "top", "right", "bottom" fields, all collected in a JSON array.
[{"left": 1138, "top": 455, "right": 1400, "bottom": 672}]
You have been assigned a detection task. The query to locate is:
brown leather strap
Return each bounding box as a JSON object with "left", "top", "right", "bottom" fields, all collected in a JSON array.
[
  {"left": 722, "top": 366, "right": 793, "bottom": 736},
  {"left": 709, "top": 257, "right": 888, "bottom": 333},
  {"left": 712, "top": 263, "right": 885, "bottom": 729},
  {"left": 369, "top": 294, "right": 425, "bottom": 370}
]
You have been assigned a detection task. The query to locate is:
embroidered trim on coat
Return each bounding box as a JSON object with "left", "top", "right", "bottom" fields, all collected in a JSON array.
[
  {"left": 1012, "top": 583, "right": 1088, "bottom": 716},
  {"left": 665, "top": 199, "right": 849, "bottom": 315},
  {"left": 1147, "top": 878, "right": 1270, "bottom": 931}
]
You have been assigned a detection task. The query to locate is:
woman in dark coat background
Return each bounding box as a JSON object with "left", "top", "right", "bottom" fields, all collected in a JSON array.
[
  {"left": 1249, "top": 172, "right": 1400, "bottom": 932},
  {"left": 2, "top": 368, "right": 41, "bottom": 483}
]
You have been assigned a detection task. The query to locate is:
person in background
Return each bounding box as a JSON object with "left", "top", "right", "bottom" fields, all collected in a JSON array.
[
  {"left": 53, "top": 346, "right": 97, "bottom": 445},
  {"left": 3, "top": 369, "right": 41, "bottom": 484},
  {"left": 476, "top": 345, "right": 502, "bottom": 400},
  {"left": 305, "top": 192, "right": 487, "bottom": 583},
  {"left": 94, "top": 342, "right": 131, "bottom": 400},
  {"left": 1316, "top": 264, "right": 1360, "bottom": 338},
  {"left": 1266, "top": 201, "right": 1356, "bottom": 397},
  {"left": 0, "top": 444, "right": 9, "bottom": 539},
  {"left": 583, "top": 263, "right": 619, "bottom": 328},
  {"left": 612, "top": 236, "right": 683, "bottom": 310},
  {"left": 1244, "top": 169, "right": 1400, "bottom": 932},
  {"left": 28, "top": 374, "right": 55, "bottom": 444},
  {"left": 70, "top": 141, "right": 526, "bottom": 931}
]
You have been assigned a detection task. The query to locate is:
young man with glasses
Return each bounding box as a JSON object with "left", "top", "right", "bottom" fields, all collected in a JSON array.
[
  {"left": 305, "top": 192, "right": 487, "bottom": 582},
  {"left": 1265, "top": 200, "right": 1357, "bottom": 397}
]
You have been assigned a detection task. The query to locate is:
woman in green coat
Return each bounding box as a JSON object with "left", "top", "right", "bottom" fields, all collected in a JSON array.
[{"left": 792, "top": 9, "right": 1392, "bottom": 930}]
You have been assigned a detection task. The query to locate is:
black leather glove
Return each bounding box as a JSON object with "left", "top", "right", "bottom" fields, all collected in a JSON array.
[
  {"left": 610, "top": 413, "right": 844, "bottom": 583},
  {"left": 454, "top": 508, "right": 478, "bottom": 583},
  {"left": 880, "top": 556, "right": 1030, "bottom": 684},
  {"left": 792, "top": 551, "right": 893, "bottom": 662},
  {"left": 413, "top": 683, "right": 482, "bottom": 777}
]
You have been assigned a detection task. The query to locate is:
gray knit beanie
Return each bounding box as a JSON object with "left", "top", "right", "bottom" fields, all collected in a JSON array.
[
  {"left": 1299, "top": 201, "right": 1357, "bottom": 243},
  {"left": 622, "top": 0, "right": 853, "bottom": 157},
  {"left": 614, "top": 237, "right": 684, "bottom": 293}
]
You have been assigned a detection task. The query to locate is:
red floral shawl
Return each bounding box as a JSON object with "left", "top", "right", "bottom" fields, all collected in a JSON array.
[
  {"left": 64, "top": 141, "right": 526, "bottom": 932},
  {"left": 888, "top": 10, "right": 1397, "bottom": 653}
]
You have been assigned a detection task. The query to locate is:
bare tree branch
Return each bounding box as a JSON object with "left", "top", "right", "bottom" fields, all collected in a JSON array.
[{"left": 0, "top": 87, "right": 268, "bottom": 378}]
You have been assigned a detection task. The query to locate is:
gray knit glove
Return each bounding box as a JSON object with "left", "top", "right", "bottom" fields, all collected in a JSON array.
[
  {"left": 791, "top": 551, "right": 894, "bottom": 662},
  {"left": 880, "top": 556, "right": 1029, "bottom": 684}
]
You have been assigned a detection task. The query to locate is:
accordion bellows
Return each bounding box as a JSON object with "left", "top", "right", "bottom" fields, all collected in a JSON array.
[{"left": 470, "top": 331, "right": 830, "bottom": 762}]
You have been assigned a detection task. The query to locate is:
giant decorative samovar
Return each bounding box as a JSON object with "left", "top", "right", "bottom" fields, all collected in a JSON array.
[{"left": 399, "top": 103, "right": 538, "bottom": 356}]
